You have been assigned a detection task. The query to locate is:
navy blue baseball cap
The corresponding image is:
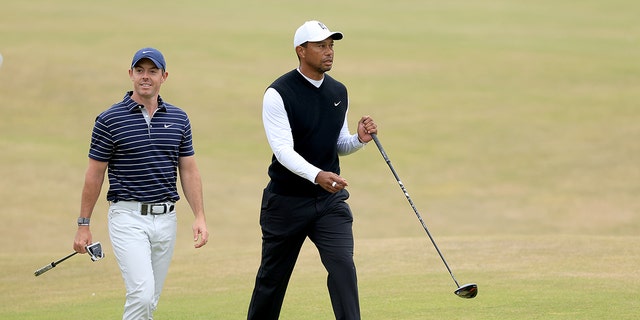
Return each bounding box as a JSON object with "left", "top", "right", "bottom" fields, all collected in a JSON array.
[{"left": 131, "top": 47, "right": 166, "bottom": 70}]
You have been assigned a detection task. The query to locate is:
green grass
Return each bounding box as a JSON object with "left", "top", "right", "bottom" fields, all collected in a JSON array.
[{"left": 1, "top": 0, "right": 639, "bottom": 319}]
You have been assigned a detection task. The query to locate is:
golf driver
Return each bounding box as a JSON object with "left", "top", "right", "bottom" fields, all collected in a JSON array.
[
  {"left": 371, "top": 133, "right": 477, "bottom": 299},
  {"left": 34, "top": 242, "right": 105, "bottom": 277}
]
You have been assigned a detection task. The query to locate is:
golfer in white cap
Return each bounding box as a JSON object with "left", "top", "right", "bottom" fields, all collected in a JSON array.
[{"left": 247, "top": 20, "right": 378, "bottom": 320}]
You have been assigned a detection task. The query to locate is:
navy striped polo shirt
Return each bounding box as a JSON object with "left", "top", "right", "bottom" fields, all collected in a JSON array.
[{"left": 89, "top": 91, "right": 195, "bottom": 203}]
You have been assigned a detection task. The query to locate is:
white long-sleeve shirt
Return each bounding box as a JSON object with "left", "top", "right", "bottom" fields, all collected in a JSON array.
[{"left": 262, "top": 70, "right": 366, "bottom": 184}]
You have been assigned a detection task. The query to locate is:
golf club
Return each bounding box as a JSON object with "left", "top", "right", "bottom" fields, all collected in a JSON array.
[
  {"left": 34, "top": 251, "right": 78, "bottom": 276},
  {"left": 34, "top": 242, "right": 105, "bottom": 277},
  {"left": 371, "top": 133, "right": 477, "bottom": 299}
]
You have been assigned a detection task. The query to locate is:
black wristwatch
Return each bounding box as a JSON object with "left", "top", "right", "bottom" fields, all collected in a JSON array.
[{"left": 77, "top": 217, "right": 91, "bottom": 226}]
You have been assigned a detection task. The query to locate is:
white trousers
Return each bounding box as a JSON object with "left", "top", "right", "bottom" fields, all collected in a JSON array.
[{"left": 108, "top": 202, "right": 177, "bottom": 320}]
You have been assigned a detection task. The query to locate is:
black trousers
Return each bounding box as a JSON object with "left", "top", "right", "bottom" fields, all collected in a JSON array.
[{"left": 247, "top": 188, "right": 360, "bottom": 320}]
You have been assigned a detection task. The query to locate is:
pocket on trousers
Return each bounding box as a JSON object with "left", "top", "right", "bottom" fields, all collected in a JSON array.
[
  {"left": 259, "top": 189, "right": 275, "bottom": 226},
  {"left": 108, "top": 206, "right": 120, "bottom": 219}
]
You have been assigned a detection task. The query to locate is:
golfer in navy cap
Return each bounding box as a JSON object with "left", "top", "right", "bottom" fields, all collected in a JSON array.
[{"left": 74, "top": 47, "right": 209, "bottom": 320}]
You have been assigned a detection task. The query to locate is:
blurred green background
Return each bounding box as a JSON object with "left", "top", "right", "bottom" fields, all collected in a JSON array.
[{"left": 1, "top": 0, "right": 638, "bottom": 319}]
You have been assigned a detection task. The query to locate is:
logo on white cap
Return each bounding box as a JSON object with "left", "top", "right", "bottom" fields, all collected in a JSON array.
[{"left": 317, "top": 21, "right": 328, "bottom": 30}]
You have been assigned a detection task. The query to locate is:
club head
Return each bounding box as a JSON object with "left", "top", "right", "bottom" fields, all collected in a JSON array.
[
  {"left": 86, "top": 242, "right": 105, "bottom": 262},
  {"left": 454, "top": 283, "right": 478, "bottom": 299}
]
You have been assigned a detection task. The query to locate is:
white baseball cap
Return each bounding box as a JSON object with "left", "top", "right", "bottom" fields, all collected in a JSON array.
[{"left": 293, "top": 20, "right": 343, "bottom": 48}]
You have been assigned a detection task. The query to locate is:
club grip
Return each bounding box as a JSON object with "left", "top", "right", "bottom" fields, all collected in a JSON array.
[{"left": 34, "top": 264, "right": 54, "bottom": 277}]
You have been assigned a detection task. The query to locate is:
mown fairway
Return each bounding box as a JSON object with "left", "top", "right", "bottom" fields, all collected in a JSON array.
[{"left": 1, "top": 0, "right": 638, "bottom": 319}]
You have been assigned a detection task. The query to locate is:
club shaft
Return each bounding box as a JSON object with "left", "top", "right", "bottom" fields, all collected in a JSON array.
[
  {"left": 33, "top": 251, "right": 78, "bottom": 277},
  {"left": 55, "top": 251, "right": 79, "bottom": 265},
  {"left": 371, "top": 134, "right": 461, "bottom": 288}
]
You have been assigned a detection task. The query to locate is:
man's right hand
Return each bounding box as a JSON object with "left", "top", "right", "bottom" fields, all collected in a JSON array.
[
  {"left": 316, "top": 171, "right": 348, "bottom": 193},
  {"left": 74, "top": 227, "right": 92, "bottom": 254}
]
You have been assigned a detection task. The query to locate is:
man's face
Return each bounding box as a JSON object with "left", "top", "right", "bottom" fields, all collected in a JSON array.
[
  {"left": 129, "top": 59, "right": 167, "bottom": 99},
  {"left": 301, "top": 38, "right": 335, "bottom": 74}
]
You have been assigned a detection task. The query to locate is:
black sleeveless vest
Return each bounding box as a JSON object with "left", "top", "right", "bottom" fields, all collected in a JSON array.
[{"left": 267, "top": 70, "right": 348, "bottom": 196}]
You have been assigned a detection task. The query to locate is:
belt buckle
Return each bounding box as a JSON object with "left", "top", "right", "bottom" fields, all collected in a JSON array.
[
  {"left": 150, "top": 204, "right": 166, "bottom": 215},
  {"left": 140, "top": 203, "right": 162, "bottom": 215},
  {"left": 141, "top": 203, "right": 174, "bottom": 215}
]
